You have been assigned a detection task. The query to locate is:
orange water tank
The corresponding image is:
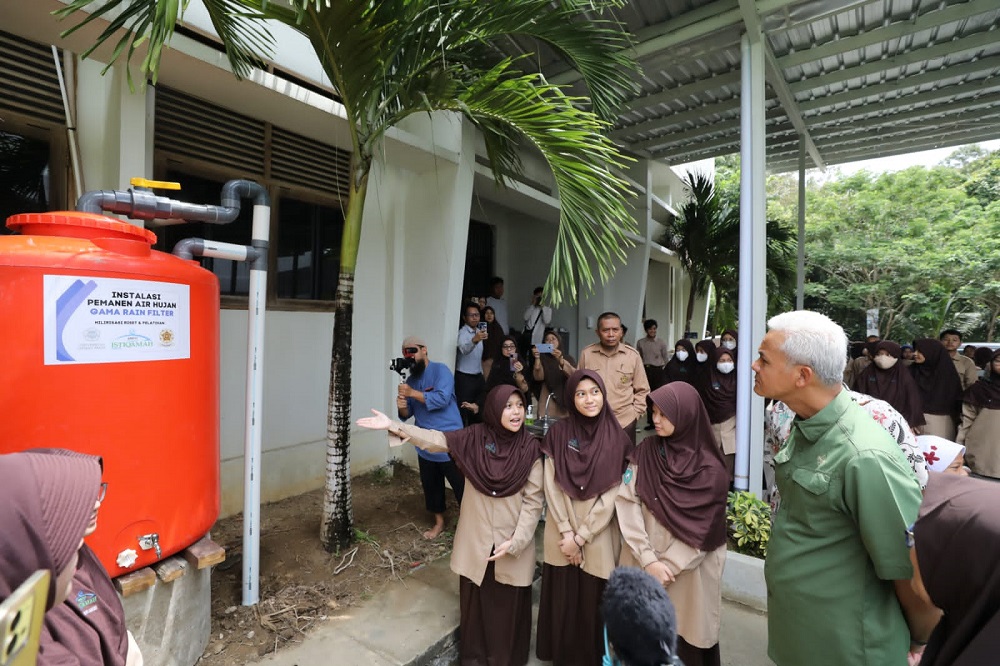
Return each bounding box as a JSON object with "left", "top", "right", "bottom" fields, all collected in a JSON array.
[{"left": 0, "top": 212, "right": 220, "bottom": 577}]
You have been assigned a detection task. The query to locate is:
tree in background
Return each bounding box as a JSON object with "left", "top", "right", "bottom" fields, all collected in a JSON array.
[
  {"left": 792, "top": 150, "right": 999, "bottom": 341},
  {"left": 657, "top": 161, "right": 797, "bottom": 335},
  {"left": 60, "top": 0, "right": 639, "bottom": 549}
]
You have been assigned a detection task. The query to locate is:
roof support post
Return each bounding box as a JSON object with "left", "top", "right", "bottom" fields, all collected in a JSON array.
[
  {"left": 796, "top": 139, "right": 806, "bottom": 310},
  {"left": 734, "top": 30, "right": 766, "bottom": 497}
]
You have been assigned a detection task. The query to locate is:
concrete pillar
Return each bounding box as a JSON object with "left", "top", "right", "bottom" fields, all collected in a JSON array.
[
  {"left": 351, "top": 112, "right": 476, "bottom": 468},
  {"left": 75, "top": 59, "right": 155, "bottom": 194}
]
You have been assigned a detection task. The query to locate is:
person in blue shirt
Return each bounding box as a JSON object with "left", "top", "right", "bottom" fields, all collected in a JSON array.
[{"left": 397, "top": 335, "right": 466, "bottom": 539}]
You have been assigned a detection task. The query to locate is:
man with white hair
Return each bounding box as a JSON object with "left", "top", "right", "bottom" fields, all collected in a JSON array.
[{"left": 751, "top": 311, "right": 938, "bottom": 666}]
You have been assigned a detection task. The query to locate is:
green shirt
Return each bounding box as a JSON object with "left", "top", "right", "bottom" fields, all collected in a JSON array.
[{"left": 765, "top": 389, "right": 921, "bottom": 666}]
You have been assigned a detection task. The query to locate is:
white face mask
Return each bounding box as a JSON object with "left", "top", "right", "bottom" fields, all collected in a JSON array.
[
  {"left": 696, "top": 352, "right": 709, "bottom": 363},
  {"left": 722, "top": 339, "right": 736, "bottom": 350},
  {"left": 675, "top": 350, "right": 689, "bottom": 362},
  {"left": 874, "top": 355, "right": 898, "bottom": 370},
  {"left": 717, "top": 361, "right": 735, "bottom": 374}
]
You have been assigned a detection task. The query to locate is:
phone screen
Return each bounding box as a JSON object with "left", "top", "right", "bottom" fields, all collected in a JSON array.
[{"left": 536, "top": 343, "right": 554, "bottom": 354}]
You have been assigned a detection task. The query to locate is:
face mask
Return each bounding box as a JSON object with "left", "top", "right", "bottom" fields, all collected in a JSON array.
[
  {"left": 722, "top": 339, "right": 736, "bottom": 350},
  {"left": 874, "top": 355, "right": 898, "bottom": 370},
  {"left": 675, "top": 350, "right": 689, "bottom": 362},
  {"left": 717, "top": 361, "right": 735, "bottom": 374},
  {"left": 696, "top": 352, "right": 708, "bottom": 363}
]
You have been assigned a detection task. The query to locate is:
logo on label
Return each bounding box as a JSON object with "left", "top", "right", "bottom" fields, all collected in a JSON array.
[
  {"left": 623, "top": 468, "right": 633, "bottom": 484},
  {"left": 159, "top": 329, "right": 175, "bottom": 346},
  {"left": 75, "top": 590, "right": 97, "bottom": 611},
  {"left": 111, "top": 331, "right": 154, "bottom": 350},
  {"left": 485, "top": 442, "right": 497, "bottom": 454},
  {"left": 84, "top": 328, "right": 101, "bottom": 341}
]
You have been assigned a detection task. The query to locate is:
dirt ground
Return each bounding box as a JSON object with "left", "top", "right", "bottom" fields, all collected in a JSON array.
[{"left": 198, "top": 462, "right": 458, "bottom": 665}]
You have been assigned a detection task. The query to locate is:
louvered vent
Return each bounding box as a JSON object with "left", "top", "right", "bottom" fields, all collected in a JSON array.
[
  {"left": 0, "top": 30, "right": 65, "bottom": 126},
  {"left": 155, "top": 86, "right": 265, "bottom": 176},
  {"left": 270, "top": 126, "right": 350, "bottom": 198}
]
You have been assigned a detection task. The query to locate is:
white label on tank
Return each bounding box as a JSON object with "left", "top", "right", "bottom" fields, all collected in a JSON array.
[{"left": 43, "top": 275, "right": 191, "bottom": 365}]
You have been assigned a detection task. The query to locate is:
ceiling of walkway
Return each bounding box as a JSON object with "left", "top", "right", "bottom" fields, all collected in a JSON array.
[{"left": 533, "top": 0, "right": 1000, "bottom": 172}]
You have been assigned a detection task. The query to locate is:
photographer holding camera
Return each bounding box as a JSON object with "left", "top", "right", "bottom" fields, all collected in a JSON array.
[{"left": 395, "top": 336, "right": 466, "bottom": 540}]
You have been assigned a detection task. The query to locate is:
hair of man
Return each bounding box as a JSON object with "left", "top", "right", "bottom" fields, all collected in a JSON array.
[{"left": 766, "top": 310, "right": 848, "bottom": 386}]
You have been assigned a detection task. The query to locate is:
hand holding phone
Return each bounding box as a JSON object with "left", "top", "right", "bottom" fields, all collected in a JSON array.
[{"left": 509, "top": 353, "right": 519, "bottom": 371}]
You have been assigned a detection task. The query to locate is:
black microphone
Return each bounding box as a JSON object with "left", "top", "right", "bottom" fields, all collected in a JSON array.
[{"left": 601, "top": 567, "right": 683, "bottom": 666}]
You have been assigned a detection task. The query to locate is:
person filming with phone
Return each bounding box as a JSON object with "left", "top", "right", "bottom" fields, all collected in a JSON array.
[
  {"left": 397, "top": 336, "right": 466, "bottom": 540},
  {"left": 482, "top": 335, "right": 530, "bottom": 401},
  {"left": 456, "top": 303, "right": 489, "bottom": 425},
  {"left": 531, "top": 329, "right": 577, "bottom": 419}
]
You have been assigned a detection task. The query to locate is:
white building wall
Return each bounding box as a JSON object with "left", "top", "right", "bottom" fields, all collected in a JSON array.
[{"left": 3, "top": 0, "right": 699, "bottom": 518}]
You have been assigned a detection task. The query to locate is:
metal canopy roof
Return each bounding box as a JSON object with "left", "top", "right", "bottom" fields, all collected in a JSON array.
[{"left": 543, "top": 0, "right": 1000, "bottom": 172}]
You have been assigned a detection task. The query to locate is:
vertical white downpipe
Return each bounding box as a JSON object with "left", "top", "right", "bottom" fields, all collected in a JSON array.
[{"left": 242, "top": 204, "right": 270, "bottom": 606}]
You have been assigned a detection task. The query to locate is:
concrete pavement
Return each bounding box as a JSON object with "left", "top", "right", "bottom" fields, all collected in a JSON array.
[{"left": 248, "top": 537, "right": 773, "bottom": 666}]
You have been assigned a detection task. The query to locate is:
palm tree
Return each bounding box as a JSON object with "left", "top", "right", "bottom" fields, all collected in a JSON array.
[
  {"left": 658, "top": 171, "right": 734, "bottom": 333},
  {"left": 658, "top": 170, "right": 797, "bottom": 335},
  {"left": 59, "top": 0, "right": 639, "bottom": 550}
]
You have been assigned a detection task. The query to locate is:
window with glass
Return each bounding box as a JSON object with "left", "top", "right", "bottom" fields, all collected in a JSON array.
[
  {"left": 276, "top": 198, "right": 344, "bottom": 301},
  {"left": 0, "top": 130, "right": 53, "bottom": 232},
  {"left": 153, "top": 171, "right": 253, "bottom": 295}
]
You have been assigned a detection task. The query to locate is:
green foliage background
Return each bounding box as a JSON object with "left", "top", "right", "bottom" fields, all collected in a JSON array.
[{"left": 710, "top": 146, "right": 999, "bottom": 342}]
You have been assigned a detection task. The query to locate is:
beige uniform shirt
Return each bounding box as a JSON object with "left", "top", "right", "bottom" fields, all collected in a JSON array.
[
  {"left": 958, "top": 403, "right": 1000, "bottom": 478},
  {"left": 636, "top": 336, "right": 669, "bottom": 367},
  {"left": 390, "top": 422, "right": 544, "bottom": 587},
  {"left": 615, "top": 463, "right": 726, "bottom": 649},
  {"left": 952, "top": 353, "right": 979, "bottom": 391},
  {"left": 578, "top": 343, "right": 650, "bottom": 428},
  {"left": 541, "top": 459, "right": 621, "bottom": 579}
]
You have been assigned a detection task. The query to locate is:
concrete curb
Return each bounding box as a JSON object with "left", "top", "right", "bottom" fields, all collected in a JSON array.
[{"left": 722, "top": 551, "right": 767, "bottom": 612}]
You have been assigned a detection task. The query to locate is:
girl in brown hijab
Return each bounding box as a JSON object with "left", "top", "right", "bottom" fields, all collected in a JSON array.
[
  {"left": 615, "top": 382, "right": 729, "bottom": 666},
  {"left": 1, "top": 452, "right": 103, "bottom": 664},
  {"left": 909, "top": 473, "right": 1000, "bottom": 666},
  {"left": 957, "top": 349, "right": 1000, "bottom": 479},
  {"left": 851, "top": 341, "right": 926, "bottom": 430},
  {"left": 536, "top": 370, "right": 631, "bottom": 665},
  {"left": 31, "top": 449, "right": 142, "bottom": 666},
  {"left": 910, "top": 338, "right": 963, "bottom": 439},
  {"left": 357, "top": 385, "right": 543, "bottom": 666},
  {"left": 699, "top": 346, "right": 738, "bottom": 483}
]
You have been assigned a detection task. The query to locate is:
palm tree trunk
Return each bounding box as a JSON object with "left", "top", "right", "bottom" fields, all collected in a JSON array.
[
  {"left": 685, "top": 272, "right": 699, "bottom": 335},
  {"left": 320, "top": 168, "right": 369, "bottom": 552}
]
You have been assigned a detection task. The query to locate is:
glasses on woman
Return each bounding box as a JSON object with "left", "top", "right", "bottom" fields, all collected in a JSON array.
[
  {"left": 502, "top": 343, "right": 517, "bottom": 350},
  {"left": 98, "top": 482, "right": 108, "bottom": 503}
]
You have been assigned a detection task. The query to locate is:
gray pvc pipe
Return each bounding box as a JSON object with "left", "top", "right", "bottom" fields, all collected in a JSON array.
[{"left": 77, "top": 179, "right": 270, "bottom": 223}]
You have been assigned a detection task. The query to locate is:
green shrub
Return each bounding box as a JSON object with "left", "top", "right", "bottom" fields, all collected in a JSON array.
[{"left": 727, "top": 491, "right": 770, "bottom": 558}]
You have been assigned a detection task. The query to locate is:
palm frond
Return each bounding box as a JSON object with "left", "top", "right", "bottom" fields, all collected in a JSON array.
[
  {"left": 442, "top": 61, "right": 636, "bottom": 305},
  {"left": 54, "top": 0, "right": 273, "bottom": 86}
]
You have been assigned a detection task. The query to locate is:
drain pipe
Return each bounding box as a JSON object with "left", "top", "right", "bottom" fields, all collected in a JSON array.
[{"left": 78, "top": 179, "right": 270, "bottom": 606}]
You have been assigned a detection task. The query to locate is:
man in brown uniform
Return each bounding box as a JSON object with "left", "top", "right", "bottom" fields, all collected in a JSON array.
[{"left": 578, "top": 312, "right": 650, "bottom": 438}]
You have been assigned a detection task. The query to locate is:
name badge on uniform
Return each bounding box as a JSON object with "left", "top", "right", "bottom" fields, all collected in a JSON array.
[{"left": 568, "top": 438, "right": 580, "bottom": 452}]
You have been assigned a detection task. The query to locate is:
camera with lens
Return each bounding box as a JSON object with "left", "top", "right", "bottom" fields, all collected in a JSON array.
[{"left": 389, "top": 356, "right": 415, "bottom": 378}]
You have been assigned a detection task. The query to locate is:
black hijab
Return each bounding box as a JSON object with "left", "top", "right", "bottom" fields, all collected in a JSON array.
[
  {"left": 444, "top": 385, "right": 540, "bottom": 497},
  {"left": 540, "top": 370, "right": 631, "bottom": 500},
  {"left": 700, "top": 346, "right": 737, "bottom": 424},
  {"left": 964, "top": 349, "right": 1000, "bottom": 410},
  {"left": 534, "top": 331, "right": 576, "bottom": 410},
  {"left": 910, "top": 338, "right": 963, "bottom": 416},
  {"left": 485, "top": 335, "right": 523, "bottom": 392},
  {"left": 664, "top": 338, "right": 696, "bottom": 384},
  {"left": 916, "top": 473, "right": 1000, "bottom": 666},
  {"left": 852, "top": 341, "right": 926, "bottom": 427}
]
